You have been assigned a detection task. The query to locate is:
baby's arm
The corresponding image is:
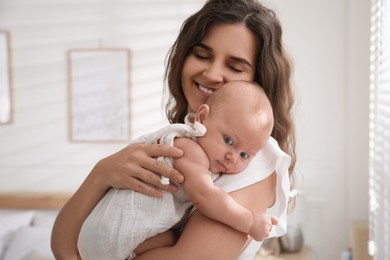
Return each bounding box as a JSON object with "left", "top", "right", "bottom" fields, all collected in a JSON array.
[{"left": 173, "top": 138, "right": 276, "bottom": 241}]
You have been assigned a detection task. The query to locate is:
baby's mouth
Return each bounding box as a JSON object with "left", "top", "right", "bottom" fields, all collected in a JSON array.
[{"left": 217, "top": 160, "right": 227, "bottom": 173}]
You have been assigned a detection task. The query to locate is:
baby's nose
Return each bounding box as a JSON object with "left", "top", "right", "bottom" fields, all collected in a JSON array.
[{"left": 225, "top": 152, "right": 238, "bottom": 164}]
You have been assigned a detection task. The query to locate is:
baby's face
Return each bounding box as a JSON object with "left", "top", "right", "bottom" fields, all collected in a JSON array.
[{"left": 197, "top": 109, "right": 267, "bottom": 174}]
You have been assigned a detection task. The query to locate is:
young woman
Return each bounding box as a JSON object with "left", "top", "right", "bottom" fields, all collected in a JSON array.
[{"left": 51, "top": 0, "right": 296, "bottom": 259}]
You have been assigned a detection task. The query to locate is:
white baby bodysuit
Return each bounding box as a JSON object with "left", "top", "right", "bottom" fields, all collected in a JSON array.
[{"left": 78, "top": 116, "right": 215, "bottom": 260}]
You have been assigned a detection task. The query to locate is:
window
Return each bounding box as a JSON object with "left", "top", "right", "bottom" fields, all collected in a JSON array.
[{"left": 369, "top": 0, "right": 390, "bottom": 259}]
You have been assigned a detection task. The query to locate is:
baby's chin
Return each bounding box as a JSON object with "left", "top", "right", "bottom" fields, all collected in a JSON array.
[
  {"left": 219, "top": 170, "right": 241, "bottom": 175},
  {"left": 226, "top": 171, "right": 241, "bottom": 174}
]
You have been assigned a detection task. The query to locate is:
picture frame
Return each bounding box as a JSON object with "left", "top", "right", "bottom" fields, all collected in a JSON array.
[
  {"left": 0, "top": 31, "right": 13, "bottom": 125},
  {"left": 67, "top": 49, "right": 131, "bottom": 142}
]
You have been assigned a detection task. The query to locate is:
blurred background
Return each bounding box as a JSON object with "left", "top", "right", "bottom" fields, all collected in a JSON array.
[{"left": 0, "top": 0, "right": 372, "bottom": 259}]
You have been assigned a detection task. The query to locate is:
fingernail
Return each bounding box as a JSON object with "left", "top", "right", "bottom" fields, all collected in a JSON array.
[
  {"left": 175, "top": 175, "right": 184, "bottom": 183},
  {"left": 170, "top": 186, "right": 178, "bottom": 192},
  {"left": 175, "top": 149, "right": 184, "bottom": 156}
]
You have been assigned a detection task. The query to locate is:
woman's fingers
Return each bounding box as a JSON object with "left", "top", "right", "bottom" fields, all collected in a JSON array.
[
  {"left": 144, "top": 142, "right": 183, "bottom": 158},
  {"left": 150, "top": 157, "right": 184, "bottom": 183},
  {"left": 125, "top": 175, "right": 164, "bottom": 197},
  {"left": 98, "top": 142, "right": 184, "bottom": 196},
  {"left": 142, "top": 143, "right": 184, "bottom": 183},
  {"left": 132, "top": 165, "right": 180, "bottom": 195}
]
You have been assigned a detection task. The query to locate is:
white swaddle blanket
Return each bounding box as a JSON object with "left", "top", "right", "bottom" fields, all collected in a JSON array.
[{"left": 77, "top": 116, "right": 211, "bottom": 260}]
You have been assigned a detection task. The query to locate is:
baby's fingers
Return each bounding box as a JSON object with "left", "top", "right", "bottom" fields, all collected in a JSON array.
[{"left": 270, "top": 215, "right": 279, "bottom": 226}]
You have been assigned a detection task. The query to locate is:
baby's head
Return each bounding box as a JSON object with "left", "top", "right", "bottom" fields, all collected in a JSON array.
[{"left": 195, "top": 81, "right": 274, "bottom": 174}]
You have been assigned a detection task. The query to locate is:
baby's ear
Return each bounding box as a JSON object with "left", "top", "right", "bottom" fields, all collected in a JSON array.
[{"left": 195, "top": 104, "right": 210, "bottom": 123}]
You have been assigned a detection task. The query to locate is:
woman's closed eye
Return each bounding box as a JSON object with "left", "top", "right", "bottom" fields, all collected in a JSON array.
[
  {"left": 227, "top": 57, "right": 252, "bottom": 74},
  {"left": 192, "top": 48, "right": 211, "bottom": 60},
  {"left": 227, "top": 62, "right": 245, "bottom": 73},
  {"left": 228, "top": 65, "right": 243, "bottom": 73},
  {"left": 195, "top": 53, "right": 210, "bottom": 60}
]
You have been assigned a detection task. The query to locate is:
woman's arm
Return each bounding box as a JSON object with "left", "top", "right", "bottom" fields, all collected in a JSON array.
[
  {"left": 135, "top": 172, "right": 276, "bottom": 260},
  {"left": 51, "top": 143, "right": 184, "bottom": 259}
]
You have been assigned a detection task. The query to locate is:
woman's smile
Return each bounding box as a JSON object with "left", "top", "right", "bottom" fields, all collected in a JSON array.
[{"left": 197, "top": 83, "right": 214, "bottom": 96}]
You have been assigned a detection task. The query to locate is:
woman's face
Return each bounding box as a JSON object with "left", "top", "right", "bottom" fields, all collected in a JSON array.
[{"left": 181, "top": 23, "right": 257, "bottom": 113}]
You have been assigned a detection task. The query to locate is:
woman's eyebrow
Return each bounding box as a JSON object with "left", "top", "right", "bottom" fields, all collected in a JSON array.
[
  {"left": 195, "top": 43, "right": 252, "bottom": 68},
  {"left": 229, "top": 56, "right": 252, "bottom": 68},
  {"left": 195, "top": 42, "right": 212, "bottom": 51}
]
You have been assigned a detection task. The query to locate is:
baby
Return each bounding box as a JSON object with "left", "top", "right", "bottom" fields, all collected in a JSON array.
[{"left": 78, "top": 80, "right": 275, "bottom": 260}]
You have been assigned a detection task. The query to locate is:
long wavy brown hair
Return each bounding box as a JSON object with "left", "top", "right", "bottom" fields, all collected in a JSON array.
[{"left": 164, "top": 0, "right": 296, "bottom": 210}]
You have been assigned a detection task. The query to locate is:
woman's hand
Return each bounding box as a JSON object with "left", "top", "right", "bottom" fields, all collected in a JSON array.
[
  {"left": 93, "top": 142, "right": 184, "bottom": 197},
  {"left": 51, "top": 142, "right": 184, "bottom": 259}
]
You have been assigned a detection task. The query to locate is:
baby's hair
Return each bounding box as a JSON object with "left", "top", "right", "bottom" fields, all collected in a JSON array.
[
  {"left": 206, "top": 80, "right": 274, "bottom": 136},
  {"left": 207, "top": 81, "right": 272, "bottom": 117}
]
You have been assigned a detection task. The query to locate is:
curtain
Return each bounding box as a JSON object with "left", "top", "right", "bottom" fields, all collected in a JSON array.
[{"left": 369, "top": 0, "right": 390, "bottom": 259}]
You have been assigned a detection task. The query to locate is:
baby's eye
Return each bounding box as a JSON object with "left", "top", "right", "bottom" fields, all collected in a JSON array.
[
  {"left": 240, "top": 152, "right": 249, "bottom": 159},
  {"left": 224, "top": 135, "right": 233, "bottom": 145}
]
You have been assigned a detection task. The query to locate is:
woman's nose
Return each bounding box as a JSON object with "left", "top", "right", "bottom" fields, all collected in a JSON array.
[{"left": 202, "top": 61, "right": 224, "bottom": 83}]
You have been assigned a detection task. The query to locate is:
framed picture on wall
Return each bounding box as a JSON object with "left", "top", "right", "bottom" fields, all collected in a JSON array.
[
  {"left": 68, "top": 49, "right": 131, "bottom": 142},
  {"left": 0, "top": 31, "right": 13, "bottom": 124}
]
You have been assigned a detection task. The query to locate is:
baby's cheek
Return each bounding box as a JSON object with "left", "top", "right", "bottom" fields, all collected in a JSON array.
[
  {"left": 239, "top": 161, "right": 250, "bottom": 172},
  {"left": 232, "top": 163, "right": 246, "bottom": 174}
]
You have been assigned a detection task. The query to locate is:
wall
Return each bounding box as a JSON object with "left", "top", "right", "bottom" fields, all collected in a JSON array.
[
  {"left": 0, "top": 1, "right": 371, "bottom": 259},
  {"left": 346, "top": 0, "right": 370, "bottom": 222},
  {"left": 264, "top": 0, "right": 371, "bottom": 259},
  {"left": 0, "top": 0, "right": 204, "bottom": 192}
]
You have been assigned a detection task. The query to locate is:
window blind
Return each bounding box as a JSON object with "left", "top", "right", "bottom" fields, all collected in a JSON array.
[{"left": 369, "top": 0, "right": 390, "bottom": 258}]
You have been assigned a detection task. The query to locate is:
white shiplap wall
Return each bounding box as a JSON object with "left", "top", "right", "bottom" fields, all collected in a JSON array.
[{"left": 0, "top": 0, "right": 203, "bottom": 192}]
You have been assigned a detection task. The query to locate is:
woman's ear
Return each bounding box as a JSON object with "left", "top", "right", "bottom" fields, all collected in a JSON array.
[{"left": 195, "top": 104, "right": 210, "bottom": 123}]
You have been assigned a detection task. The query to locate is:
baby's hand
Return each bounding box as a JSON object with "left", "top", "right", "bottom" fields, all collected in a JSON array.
[{"left": 249, "top": 213, "right": 279, "bottom": 241}]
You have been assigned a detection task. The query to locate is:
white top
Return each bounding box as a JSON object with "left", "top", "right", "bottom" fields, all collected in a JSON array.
[{"left": 213, "top": 136, "right": 291, "bottom": 260}]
